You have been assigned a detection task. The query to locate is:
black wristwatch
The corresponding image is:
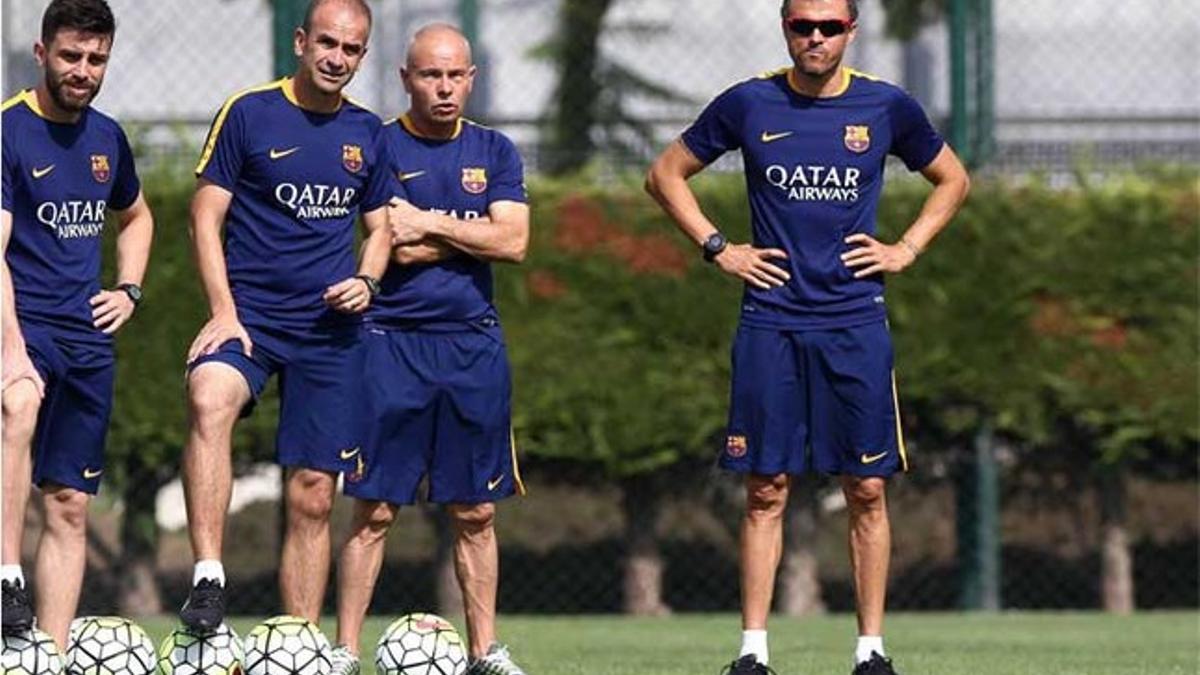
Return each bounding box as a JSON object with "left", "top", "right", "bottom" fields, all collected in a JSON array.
[
  {"left": 355, "top": 274, "right": 381, "bottom": 297},
  {"left": 701, "top": 232, "right": 728, "bottom": 262},
  {"left": 116, "top": 282, "right": 142, "bottom": 307}
]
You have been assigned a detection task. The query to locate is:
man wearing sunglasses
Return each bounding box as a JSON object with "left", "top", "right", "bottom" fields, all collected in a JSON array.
[{"left": 646, "top": 1, "right": 970, "bottom": 674}]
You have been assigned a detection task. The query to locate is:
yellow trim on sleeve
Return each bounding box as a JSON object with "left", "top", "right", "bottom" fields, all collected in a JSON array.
[
  {"left": 891, "top": 371, "right": 909, "bottom": 472},
  {"left": 2, "top": 89, "right": 48, "bottom": 118},
  {"left": 194, "top": 79, "right": 287, "bottom": 175},
  {"left": 757, "top": 66, "right": 792, "bottom": 80},
  {"left": 509, "top": 427, "right": 527, "bottom": 497}
]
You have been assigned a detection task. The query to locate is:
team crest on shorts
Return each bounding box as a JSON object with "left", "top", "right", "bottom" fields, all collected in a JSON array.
[
  {"left": 461, "top": 167, "right": 487, "bottom": 194},
  {"left": 844, "top": 125, "right": 870, "bottom": 153},
  {"left": 726, "top": 435, "right": 748, "bottom": 458},
  {"left": 90, "top": 154, "right": 111, "bottom": 183},
  {"left": 342, "top": 144, "right": 364, "bottom": 173}
]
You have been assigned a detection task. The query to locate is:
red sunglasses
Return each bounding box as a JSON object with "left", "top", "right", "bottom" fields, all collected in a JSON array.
[{"left": 785, "top": 17, "right": 855, "bottom": 37}]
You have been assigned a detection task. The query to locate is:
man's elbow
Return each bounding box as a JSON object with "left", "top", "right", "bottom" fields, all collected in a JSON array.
[
  {"left": 503, "top": 236, "right": 529, "bottom": 264},
  {"left": 644, "top": 164, "right": 662, "bottom": 200}
]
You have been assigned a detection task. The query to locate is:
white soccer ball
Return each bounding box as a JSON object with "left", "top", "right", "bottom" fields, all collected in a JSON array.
[
  {"left": 65, "top": 616, "right": 156, "bottom": 675},
  {"left": 242, "top": 616, "right": 330, "bottom": 675},
  {"left": 2, "top": 628, "right": 65, "bottom": 675},
  {"left": 158, "top": 623, "right": 244, "bottom": 675},
  {"left": 374, "top": 613, "right": 468, "bottom": 675}
]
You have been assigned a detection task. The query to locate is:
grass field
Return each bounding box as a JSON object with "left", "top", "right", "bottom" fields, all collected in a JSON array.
[{"left": 138, "top": 611, "right": 1199, "bottom": 675}]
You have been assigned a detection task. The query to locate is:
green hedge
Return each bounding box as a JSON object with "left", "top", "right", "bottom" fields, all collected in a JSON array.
[{"left": 102, "top": 169, "right": 1200, "bottom": 486}]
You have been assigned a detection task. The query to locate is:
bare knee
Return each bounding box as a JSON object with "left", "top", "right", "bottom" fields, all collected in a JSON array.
[
  {"left": 187, "top": 367, "right": 247, "bottom": 428},
  {"left": 842, "top": 477, "right": 887, "bottom": 513},
  {"left": 745, "top": 474, "right": 789, "bottom": 522},
  {"left": 351, "top": 501, "right": 397, "bottom": 544},
  {"left": 287, "top": 470, "right": 335, "bottom": 524},
  {"left": 42, "top": 486, "right": 90, "bottom": 534},
  {"left": 2, "top": 382, "right": 42, "bottom": 444},
  {"left": 449, "top": 502, "right": 496, "bottom": 535}
]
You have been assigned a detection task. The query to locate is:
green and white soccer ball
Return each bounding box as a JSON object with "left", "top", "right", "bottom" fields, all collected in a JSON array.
[
  {"left": 2, "top": 628, "right": 65, "bottom": 675},
  {"left": 374, "top": 613, "right": 467, "bottom": 675},
  {"left": 65, "top": 616, "right": 156, "bottom": 675},
  {"left": 242, "top": 616, "right": 330, "bottom": 675},
  {"left": 158, "top": 623, "right": 243, "bottom": 675}
]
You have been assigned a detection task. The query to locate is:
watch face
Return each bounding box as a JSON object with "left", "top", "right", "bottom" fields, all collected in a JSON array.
[{"left": 121, "top": 284, "right": 142, "bottom": 302}]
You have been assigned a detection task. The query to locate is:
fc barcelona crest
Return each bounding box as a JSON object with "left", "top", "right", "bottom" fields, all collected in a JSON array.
[
  {"left": 90, "top": 154, "right": 110, "bottom": 183},
  {"left": 342, "top": 144, "right": 363, "bottom": 173},
  {"left": 726, "top": 435, "right": 748, "bottom": 458},
  {"left": 844, "top": 125, "right": 870, "bottom": 153},
  {"left": 461, "top": 167, "right": 487, "bottom": 194}
]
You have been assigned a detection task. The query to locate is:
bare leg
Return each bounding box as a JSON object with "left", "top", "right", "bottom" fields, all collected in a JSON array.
[
  {"left": 842, "top": 476, "right": 890, "bottom": 637},
  {"left": 280, "top": 467, "right": 336, "bottom": 623},
  {"left": 448, "top": 502, "right": 498, "bottom": 659},
  {"left": 182, "top": 364, "right": 249, "bottom": 564},
  {"left": 740, "top": 473, "right": 790, "bottom": 630},
  {"left": 34, "top": 485, "right": 89, "bottom": 650},
  {"left": 336, "top": 500, "right": 397, "bottom": 654},
  {"left": 2, "top": 380, "right": 40, "bottom": 568}
]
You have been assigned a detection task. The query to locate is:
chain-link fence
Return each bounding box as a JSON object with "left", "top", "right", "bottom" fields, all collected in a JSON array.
[{"left": 3, "top": 0, "right": 1198, "bottom": 621}]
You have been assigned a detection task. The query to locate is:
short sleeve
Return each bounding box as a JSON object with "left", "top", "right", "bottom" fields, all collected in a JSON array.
[
  {"left": 889, "top": 91, "right": 944, "bottom": 171},
  {"left": 680, "top": 85, "right": 745, "bottom": 165},
  {"left": 361, "top": 122, "right": 403, "bottom": 213},
  {"left": 488, "top": 134, "right": 526, "bottom": 205},
  {"left": 109, "top": 125, "right": 141, "bottom": 211},
  {"left": 195, "top": 97, "right": 247, "bottom": 189}
]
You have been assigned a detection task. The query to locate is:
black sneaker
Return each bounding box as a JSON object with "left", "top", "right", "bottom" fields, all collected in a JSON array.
[
  {"left": 1, "top": 579, "right": 34, "bottom": 635},
  {"left": 179, "top": 578, "right": 226, "bottom": 632},
  {"left": 853, "top": 652, "right": 900, "bottom": 675},
  {"left": 721, "top": 654, "right": 777, "bottom": 675}
]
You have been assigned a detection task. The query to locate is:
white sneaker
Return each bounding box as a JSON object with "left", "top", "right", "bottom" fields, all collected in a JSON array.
[
  {"left": 465, "top": 642, "right": 526, "bottom": 675},
  {"left": 329, "top": 645, "right": 360, "bottom": 675}
]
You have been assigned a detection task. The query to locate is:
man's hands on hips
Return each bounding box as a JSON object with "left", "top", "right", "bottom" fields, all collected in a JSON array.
[
  {"left": 89, "top": 289, "right": 136, "bottom": 335},
  {"left": 324, "top": 277, "right": 372, "bottom": 314},
  {"left": 713, "top": 244, "right": 790, "bottom": 289},
  {"left": 841, "top": 234, "right": 917, "bottom": 278},
  {"left": 187, "top": 310, "right": 252, "bottom": 362}
]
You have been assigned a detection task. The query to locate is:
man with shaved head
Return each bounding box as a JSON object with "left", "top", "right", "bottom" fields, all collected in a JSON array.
[
  {"left": 647, "top": 0, "right": 969, "bottom": 673},
  {"left": 331, "top": 22, "right": 530, "bottom": 675},
  {"left": 178, "top": 0, "right": 397, "bottom": 633}
]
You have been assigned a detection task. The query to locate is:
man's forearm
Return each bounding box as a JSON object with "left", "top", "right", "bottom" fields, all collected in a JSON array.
[
  {"left": 411, "top": 209, "right": 525, "bottom": 263},
  {"left": 114, "top": 207, "right": 153, "bottom": 287},
  {"left": 191, "top": 220, "right": 236, "bottom": 316},
  {"left": 1, "top": 259, "right": 24, "bottom": 347},
  {"left": 357, "top": 224, "right": 392, "bottom": 280},
  {"left": 902, "top": 175, "right": 969, "bottom": 253}
]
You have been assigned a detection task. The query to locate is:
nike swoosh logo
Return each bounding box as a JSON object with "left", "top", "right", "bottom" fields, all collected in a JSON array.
[
  {"left": 32, "top": 165, "right": 55, "bottom": 179},
  {"left": 860, "top": 451, "right": 888, "bottom": 465},
  {"left": 269, "top": 147, "right": 301, "bottom": 160},
  {"left": 760, "top": 131, "right": 794, "bottom": 143},
  {"left": 83, "top": 468, "right": 103, "bottom": 479},
  {"left": 398, "top": 170, "right": 426, "bottom": 182},
  {"left": 487, "top": 474, "right": 505, "bottom": 491},
  {"left": 340, "top": 447, "right": 361, "bottom": 460}
]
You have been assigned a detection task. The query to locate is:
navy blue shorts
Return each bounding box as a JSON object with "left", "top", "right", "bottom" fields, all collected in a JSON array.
[
  {"left": 721, "top": 320, "right": 908, "bottom": 477},
  {"left": 22, "top": 323, "right": 114, "bottom": 494},
  {"left": 188, "top": 321, "right": 365, "bottom": 474},
  {"left": 344, "top": 318, "right": 524, "bottom": 505}
]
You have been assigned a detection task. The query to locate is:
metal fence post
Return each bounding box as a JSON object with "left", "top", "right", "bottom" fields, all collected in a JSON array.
[
  {"left": 958, "top": 422, "right": 1002, "bottom": 610},
  {"left": 273, "top": 0, "right": 307, "bottom": 79},
  {"left": 949, "top": 0, "right": 995, "bottom": 168}
]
